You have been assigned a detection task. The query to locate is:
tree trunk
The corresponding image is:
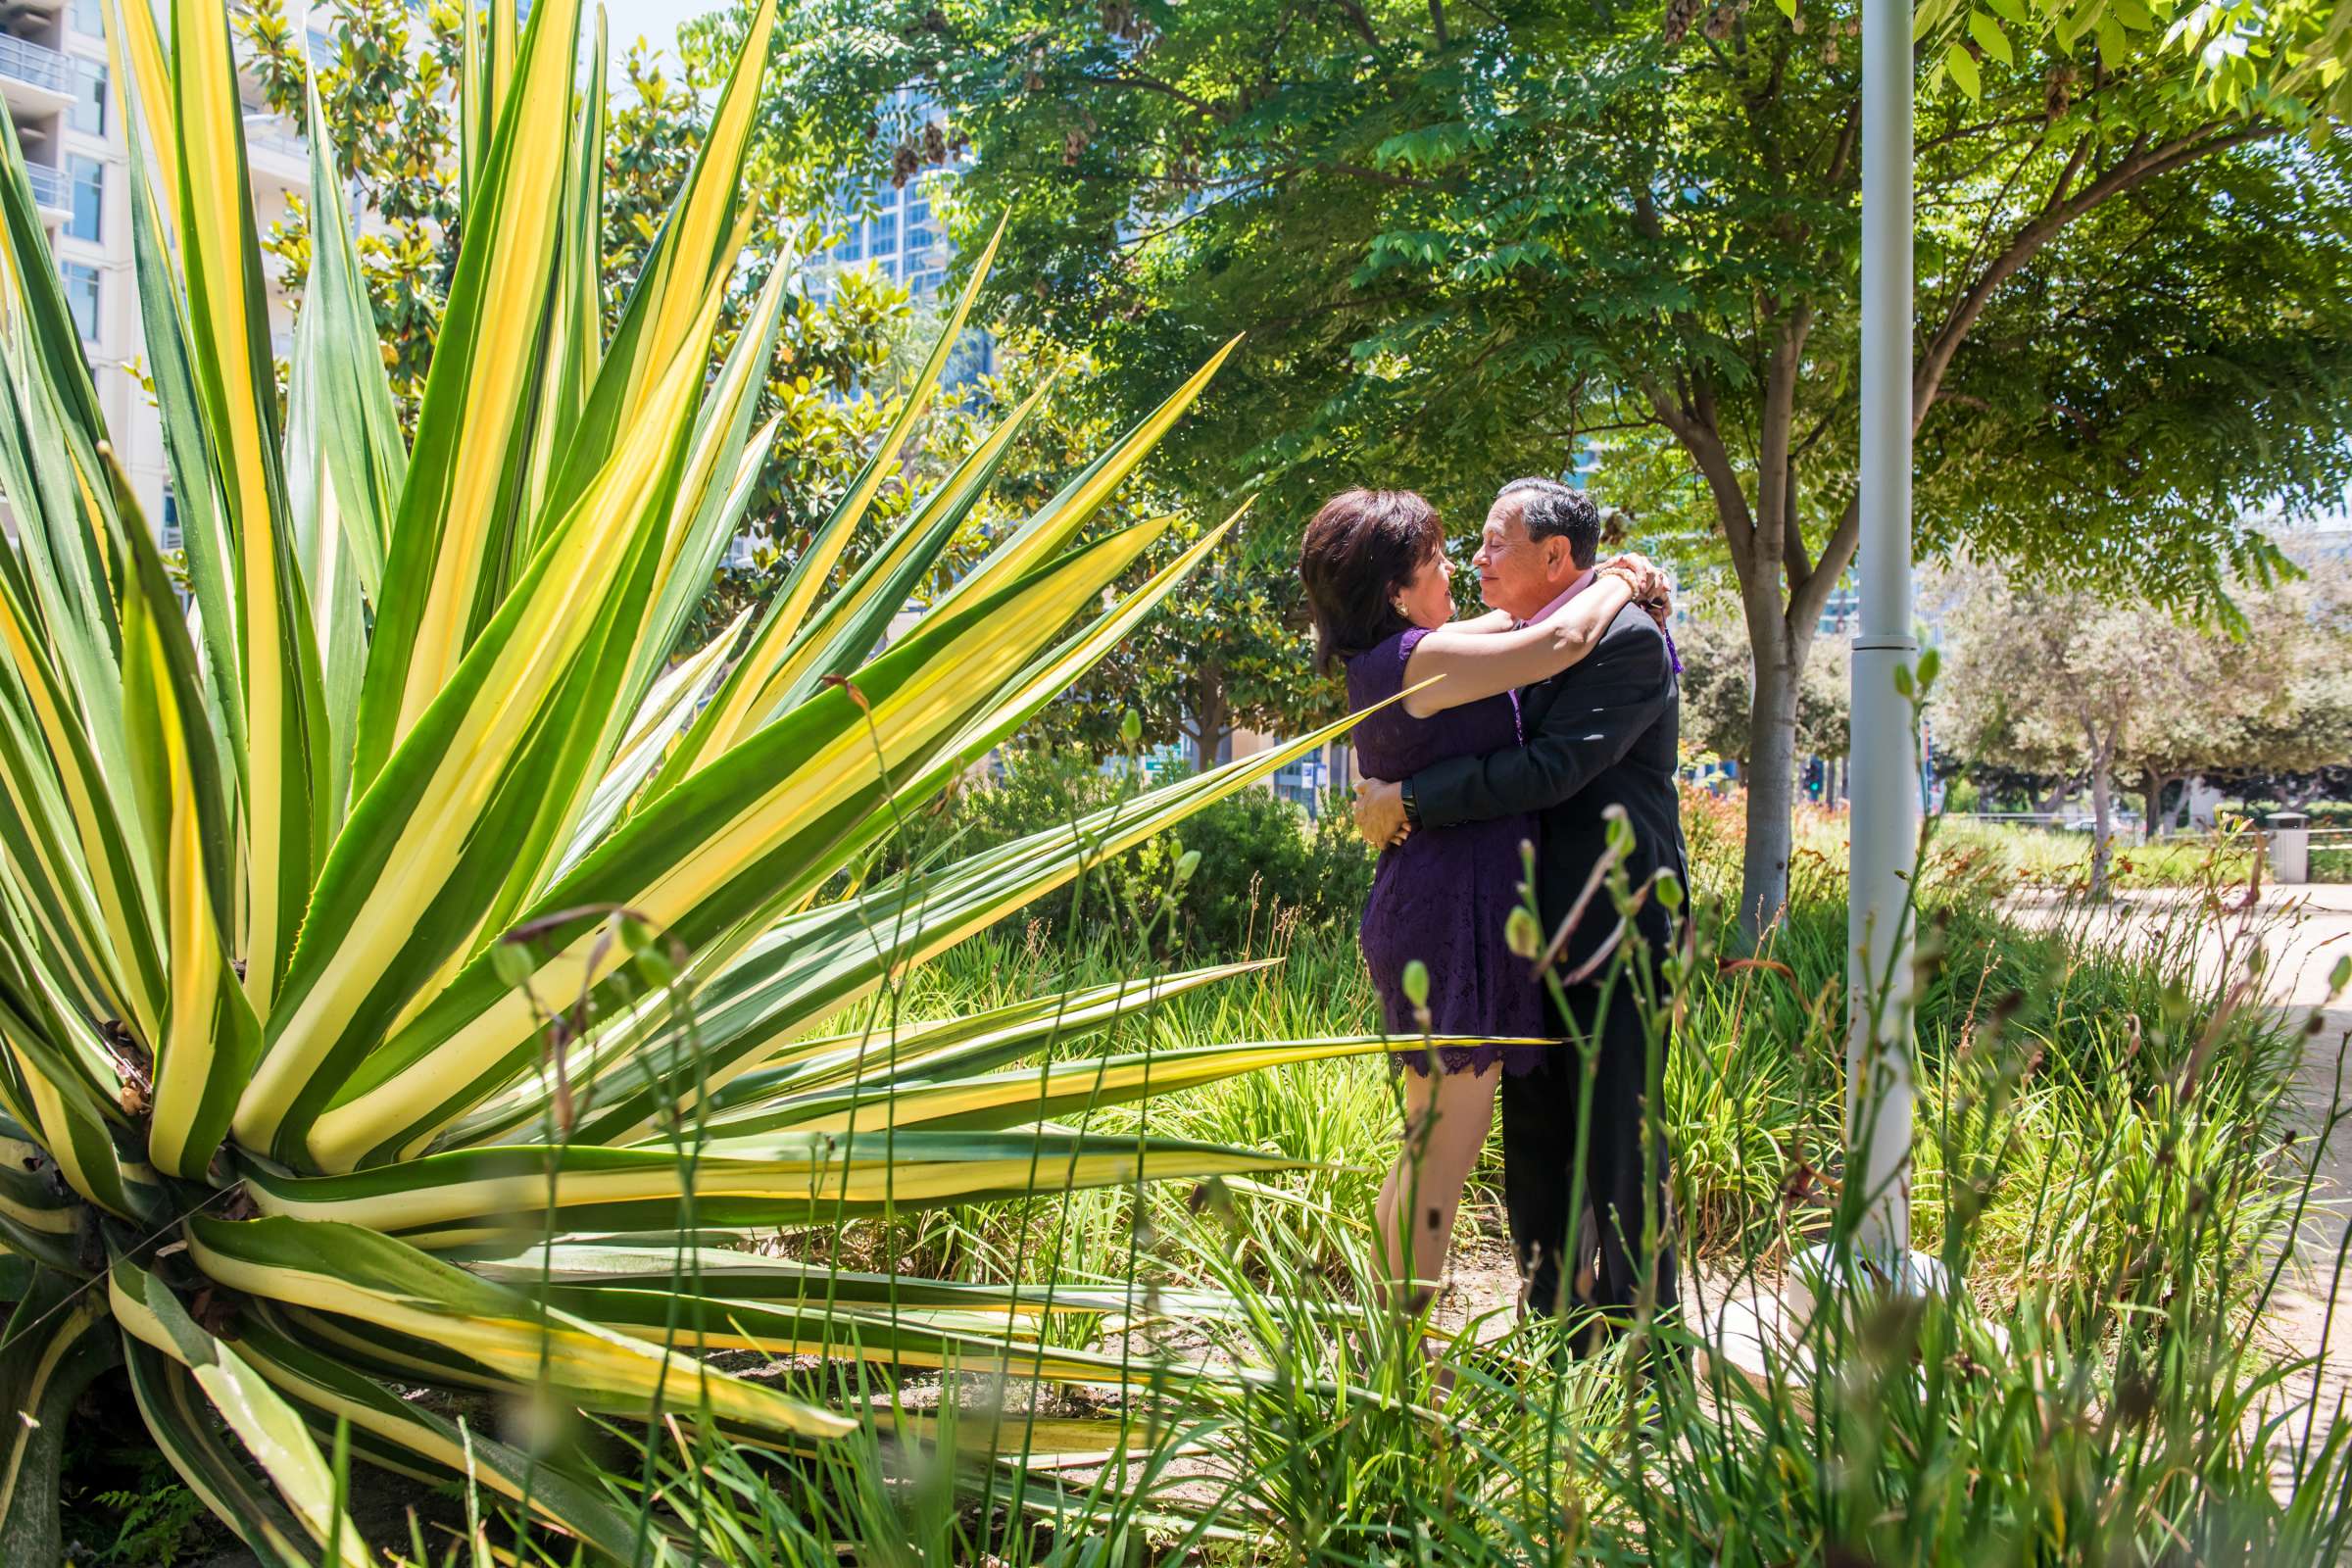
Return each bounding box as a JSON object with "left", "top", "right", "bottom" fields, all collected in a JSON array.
[
  {"left": 2141, "top": 770, "right": 2180, "bottom": 841},
  {"left": 2089, "top": 758, "right": 2115, "bottom": 900},
  {"left": 2038, "top": 775, "right": 2076, "bottom": 816},
  {"left": 1740, "top": 623, "right": 1807, "bottom": 943},
  {"left": 1190, "top": 663, "right": 1230, "bottom": 769}
]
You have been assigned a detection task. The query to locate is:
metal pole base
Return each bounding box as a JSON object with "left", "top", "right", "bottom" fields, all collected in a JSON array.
[{"left": 1786, "top": 1239, "right": 1947, "bottom": 1325}]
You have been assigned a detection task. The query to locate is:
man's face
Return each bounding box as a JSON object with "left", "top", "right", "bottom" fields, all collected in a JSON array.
[{"left": 1472, "top": 495, "right": 1575, "bottom": 619}]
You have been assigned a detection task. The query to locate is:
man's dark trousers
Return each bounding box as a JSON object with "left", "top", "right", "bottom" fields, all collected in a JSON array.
[{"left": 1501, "top": 981, "right": 1676, "bottom": 1327}]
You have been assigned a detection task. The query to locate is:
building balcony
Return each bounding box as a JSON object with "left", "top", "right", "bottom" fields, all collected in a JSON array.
[
  {"left": 242, "top": 117, "right": 313, "bottom": 191},
  {"left": 21, "top": 159, "right": 66, "bottom": 215},
  {"left": 0, "top": 33, "right": 69, "bottom": 93},
  {"left": 244, "top": 122, "right": 308, "bottom": 161}
]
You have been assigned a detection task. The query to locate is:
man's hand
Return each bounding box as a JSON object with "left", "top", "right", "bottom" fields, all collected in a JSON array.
[{"left": 1354, "top": 777, "right": 1410, "bottom": 850}]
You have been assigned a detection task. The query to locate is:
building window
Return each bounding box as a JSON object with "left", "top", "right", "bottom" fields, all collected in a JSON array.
[
  {"left": 59, "top": 261, "right": 98, "bottom": 341},
  {"left": 71, "top": 64, "right": 106, "bottom": 136},
  {"left": 906, "top": 183, "right": 934, "bottom": 254},
  {"left": 160, "top": 486, "right": 182, "bottom": 552},
  {"left": 66, "top": 155, "right": 100, "bottom": 243},
  {"left": 943, "top": 328, "right": 993, "bottom": 390},
  {"left": 71, "top": 0, "right": 102, "bottom": 36}
]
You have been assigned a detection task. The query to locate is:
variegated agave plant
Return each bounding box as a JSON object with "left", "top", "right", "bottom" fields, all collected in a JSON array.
[{"left": 0, "top": 1, "right": 1408, "bottom": 1559}]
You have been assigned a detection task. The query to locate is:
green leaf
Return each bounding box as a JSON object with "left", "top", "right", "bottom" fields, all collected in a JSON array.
[
  {"left": 1969, "top": 10, "right": 2015, "bottom": 65},
  {"left": 1945, "top": 41, "right": 1984, "bottom": 98},
  {"left": 111, "top": 1256, "right": 373, "bottom": 1564},
  {"left": 0, "top": 1268, "right": 120, "bottom": 1553},
  {"left": 184, "top": 1214, "right": 854, "bottom": 1441}
]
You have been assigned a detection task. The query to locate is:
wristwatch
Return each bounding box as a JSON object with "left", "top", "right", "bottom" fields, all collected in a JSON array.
[{"left": 1400, "top": 776, "right": 1421, "bottom": 829}]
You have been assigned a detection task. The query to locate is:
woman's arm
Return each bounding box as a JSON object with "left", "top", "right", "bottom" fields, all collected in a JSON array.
[
  {"left": 1397, "top": 566, "right": 1642, "bottom": 719},
  {"left": 1450, "top": 607, "right": 1519, "bottom": 635}
]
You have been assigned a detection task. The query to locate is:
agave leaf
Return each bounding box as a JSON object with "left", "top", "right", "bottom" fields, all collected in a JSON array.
[
  {"left": 692, "top": 958, "right": 1281, "bottom": 1127},
  {"left": 438, "top": 511, "right": 1264, "bottom": 1154},
  {"left": 352, "top": 0, "right": 585, "bottom": 785},
  {"left": 0, "top": 1122, "right": 82, "bottom": 1274},
  {"left": 185, "top": 1214, "right": 854, "bottom": 1441},
  {"left": 310, "top": 524, "right": 1166, "bottom": 1171},
  {"left": 513, "top": 7, "right": 609, "bottom": 555},
  {"left": 547, "top": 0, "right": 781, "bottom": 528},
  {"left": 556, "top": 604, "right": 756, "bottom": 884},
  {"left": 0, "top": 564, "right": 138, "bottom": 1029},
  {"left": 239, "top": 1130, "right": 1308, "bottom": 1246},
  {"left": 454, "top": 1240, "right": 1281, "bottom": 1324},
  {"left": 240, "top": 281, "right": 732, "bottom": 1163},
  {"left": 223, "top": 1316, "right": 649, "bottom": 1563},
  {"left": 0, "top": 1269, "right": 118, "bottom": 1549},
  {"left": 469, "top": 268, "right": 792, "bottom": 946},
  {"left": 757, "top": 381, "right": 1056, "bottom": 720},
  {"left": 120, "top": 1342, "right": 346, "bottom": 1568},
  {"left": 921, "top": 337, "right": 1242, "bottom": 626},
  {"left": 645, "top": 217, "right": 1015, "bottom": 802},
  {"left": 107, "top": 7, "right": 243, "bottom": 786},
  {"left": 169, "top": 0, "right": 338, "bottom": 1012},
  {"left": 282, "top": 74, "right": 406, "bottom": 833},
  {"left": 110, "top": 458, "right": 254, "bottom": 1181},
  {"left": 287, "top": 75, "right": 402, "bottom": 604},
  {"left": 111, "top": 1256, "right": 372, "bottom": 1565},
  {"left": 0, "top": 107, "right": 123, "bottom": 717},
  {"left": 713, "top": 1036, "right": 1412, "bottom": 1139},
  {"left": 527, "top": 1281, "right": 1272, "bottom": 1393},
  {"left": 99, "top": 0, "right": 176, "bottom": 222},
  {"left": 0, "top": 931, "right": 156, "bottom": 1222},
  {"left": 560, "top": 690, "right": 1381, "bottom": 1151}
]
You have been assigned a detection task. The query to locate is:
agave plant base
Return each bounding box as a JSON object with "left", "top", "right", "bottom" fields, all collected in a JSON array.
[{"left": 0, "top": 1274, "right": 121, "bottom": 1566}]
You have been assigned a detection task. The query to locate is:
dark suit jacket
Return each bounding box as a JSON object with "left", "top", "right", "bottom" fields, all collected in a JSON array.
[{"left": 1408, "top": 602, "right": 1687, "bottom": 978}]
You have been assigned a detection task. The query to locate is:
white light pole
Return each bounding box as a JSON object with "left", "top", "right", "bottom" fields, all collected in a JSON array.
[{"left": 1844, "top": 0, "right": 1924, "bottom": 1275}]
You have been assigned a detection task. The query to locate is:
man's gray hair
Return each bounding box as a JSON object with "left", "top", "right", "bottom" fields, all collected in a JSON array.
[{"left": 1496, "top": 476, "right": 1602, "bottom": 570}]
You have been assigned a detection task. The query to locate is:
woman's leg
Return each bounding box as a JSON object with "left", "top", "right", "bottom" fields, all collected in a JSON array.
[{"left": 1375, "top": 1062, "right": 1500, "bottom": 1304}]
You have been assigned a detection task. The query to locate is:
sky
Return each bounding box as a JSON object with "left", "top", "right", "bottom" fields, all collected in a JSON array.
[{"left": 595, "top": 0, "right": 716, "bottom": 65}]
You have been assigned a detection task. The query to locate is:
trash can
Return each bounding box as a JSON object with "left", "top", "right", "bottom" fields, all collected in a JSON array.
[{"left": 2270, "top": 812, "right": 2310, "bottom": 884}]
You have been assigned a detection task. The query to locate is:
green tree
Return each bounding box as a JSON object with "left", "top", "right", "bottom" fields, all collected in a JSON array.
[
  {"left": 1677, "top": 600, "right": 1847, "bottom": 770},
  {"left": 234, "top": 3, "right": 966, "bottom": 649},
  {"left": 760, "top": 0, "right": 2352, "bottom": 937},
  {"left": 233, "top": 0, "right": 462, "bottom": 409},
  {"left": 2179, "top": 552, "right": 2352, "bottom": 816},
  {"left": 1936, "top": 562, "right": 2346, "bottom": 891}
]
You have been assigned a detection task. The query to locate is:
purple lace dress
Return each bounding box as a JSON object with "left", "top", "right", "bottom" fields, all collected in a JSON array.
[{"left": 1346, "top": 627, "right": 1550, "bottom": 1076}]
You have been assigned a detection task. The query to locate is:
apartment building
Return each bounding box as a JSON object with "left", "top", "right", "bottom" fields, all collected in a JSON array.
[
  {"left": 799, "top": 93, "right": 994, "bottom": 387},
  {"left": 3, "top": 0, "right": 315, "bottom": 546}
]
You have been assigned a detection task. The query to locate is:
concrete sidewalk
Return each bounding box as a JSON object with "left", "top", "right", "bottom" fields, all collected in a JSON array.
[{"left": 2011, "top": 883, "right": 2352, "bottom": 1486}]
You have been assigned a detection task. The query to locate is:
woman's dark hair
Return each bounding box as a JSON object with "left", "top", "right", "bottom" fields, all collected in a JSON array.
[{"left": 1297, "top": 488, "right": 1444, "bottom": 674}]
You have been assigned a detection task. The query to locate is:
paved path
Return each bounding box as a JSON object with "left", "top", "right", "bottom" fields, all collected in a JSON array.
[{"left": 2010, "top": 883, "right": 2352, "bottom": 1488}]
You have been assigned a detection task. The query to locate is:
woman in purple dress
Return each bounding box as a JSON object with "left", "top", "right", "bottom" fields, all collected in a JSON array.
[{"left": 1297, "top": 489, "right": 1665, "bottom": 1302}]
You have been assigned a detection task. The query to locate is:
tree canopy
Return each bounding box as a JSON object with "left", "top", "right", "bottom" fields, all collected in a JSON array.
[
  {"left": 1937, "top": 553, "right": 2352, "bottom": 886},
  {"left": 759, "top": 0, "right": 2352, "bottom": 931}
]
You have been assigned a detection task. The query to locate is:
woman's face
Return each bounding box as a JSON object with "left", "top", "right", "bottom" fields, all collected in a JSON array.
[{"left": 1392, "top": 543, "right": 1454, "bottom": 630}]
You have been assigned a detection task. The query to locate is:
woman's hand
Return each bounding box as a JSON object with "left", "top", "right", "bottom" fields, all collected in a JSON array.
[
  {"left": 1353, "top": 779, "right": 1411, "bottom": 849},
  {"left": 1598, "top": 553, "right": 1666, "bottom": 601},
  {"left": 1600, "top": 553, "right": 1675, "bottom": 629}
]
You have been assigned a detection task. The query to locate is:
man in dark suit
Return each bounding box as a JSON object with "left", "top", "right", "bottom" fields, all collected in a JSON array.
[{"left": 1353, "top": 477, "right": 1688, "bottom": 1336}]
